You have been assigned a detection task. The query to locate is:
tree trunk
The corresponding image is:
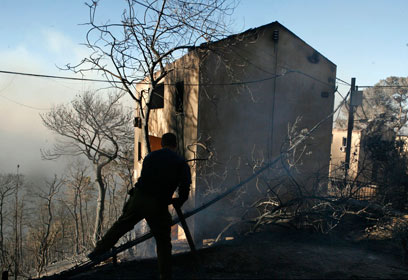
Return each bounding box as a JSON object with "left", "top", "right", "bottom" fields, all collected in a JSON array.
[
  {"left": 139, "top": 86, "right": 153, "bottom": 156},
  {"left": 0, "top": 197, "right": 4, "bottom": 265},
  {"left": 37, "top": 192, "right": 54, "bottom": 276},
  {"left": 73, "top": 192, "right": 80, "bottom": 254},
  {"left": 18, "top": 199, "right": 23, "bottom": 273},
  {"left": 141, "top": 116, "right": 151, "bottom": 156},
  {"left": 79, "top": 191, "right": 86, "bottom": 249},
  {"left": 93, "top": 163, "right": 107, "bottom": 243}
]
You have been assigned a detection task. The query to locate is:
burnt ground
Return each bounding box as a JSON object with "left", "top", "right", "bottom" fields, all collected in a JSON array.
[{"left": 66, "top": 224, "right": 408, "bottom": 279}]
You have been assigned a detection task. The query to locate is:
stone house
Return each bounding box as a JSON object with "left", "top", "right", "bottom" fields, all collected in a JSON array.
[{"left": 134, "top": 21, "right": 336, "bottom": 243}]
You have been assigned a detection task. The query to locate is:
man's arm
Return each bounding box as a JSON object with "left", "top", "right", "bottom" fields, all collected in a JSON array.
[{"left": 173, "top": 161, "right": 191, "bottom": 207}]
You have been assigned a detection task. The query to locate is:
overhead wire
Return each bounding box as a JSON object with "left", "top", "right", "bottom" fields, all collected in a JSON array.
[
  {"left": 0, "top": 43, "right": 351, "bottom": 90},
  {"left": 0, "top": 75, "right": 16, "bottom": 97},
  {"left": 0, "top": 70, "right": 119, "bottom": 84},
  {"left": 0, "top": 66, "right": 344, "bottom": 109},
  {"left": 0, "top": 65, "right": 346, "bottom": 111},
  {"left": 359, "top": 85, "right": 408, "bottom": 89},
  {"left": 0, "top": 95, "right": 51, "bottom": 110},
  {"left": 0, "top": 69, "right": 285, "bottom": 87},
  {"left": 211, "top": 30, "right": 343, "bottom": 89},
  {"left": 336, "top": 77, "right": 351, "bottom": 86},
  {"left": 334, "top": 89, "right": 350, "bottom": 124},
  {"left": 0, "top": 68, "right": 284, "bottom": 110},
  {"left": 208, "top": 36, "right": 338, "bottom": 88}
]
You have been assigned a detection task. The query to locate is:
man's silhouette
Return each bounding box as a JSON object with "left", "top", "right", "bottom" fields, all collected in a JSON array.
[{"left": 88, "top": 132, "right": 191, "bottom": 279}]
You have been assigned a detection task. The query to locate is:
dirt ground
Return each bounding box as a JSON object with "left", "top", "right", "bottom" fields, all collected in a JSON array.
[
  {"left": 65, "top": 223, "right": 408, "bottom": 279},
  {"left": 67, "top": 223, "right": 408, "bottom": 280}
]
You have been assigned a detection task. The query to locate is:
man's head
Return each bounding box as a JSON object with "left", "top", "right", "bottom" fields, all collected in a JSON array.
[{"left": 161, "top": 133, "right": 177, "bottom": 150}]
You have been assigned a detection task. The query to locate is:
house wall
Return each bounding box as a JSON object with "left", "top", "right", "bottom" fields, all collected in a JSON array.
[
  {"left": 194, "top": 22, "right": 336, "bottom": 239},
  {"left": 271, "top": 24, "right": 336, "bottom": 183},
  {"left": 330, "top": 128, "right": 399, "bottom": 185},
  {"left": 134, "top": 52, "right": 201, "bottom": 236},
  {"left": 329, "top": 129, "right": 362, "bottom": 180},
  {"left": 133, "top": 22, "right": 337, "bottom": 243}
]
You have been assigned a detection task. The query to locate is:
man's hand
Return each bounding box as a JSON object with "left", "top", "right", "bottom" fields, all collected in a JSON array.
[
  {"left": 128, "top": 187, "right": 135, "bottom": 195},
  {"left": 129, "top": 182, "right": 141, "bottom": 195},
  {"left": 171, "top": 197, "right": 186, "bottom": 208}
]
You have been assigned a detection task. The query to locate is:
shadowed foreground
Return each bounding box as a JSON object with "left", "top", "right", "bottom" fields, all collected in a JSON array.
[{"left": 63, "top": 225, "right": 408, "bottom": 279}]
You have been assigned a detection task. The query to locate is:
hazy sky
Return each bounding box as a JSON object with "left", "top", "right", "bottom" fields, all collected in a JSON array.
[{"left": 0, "top": 0, "right": 407, "bottom": 177}]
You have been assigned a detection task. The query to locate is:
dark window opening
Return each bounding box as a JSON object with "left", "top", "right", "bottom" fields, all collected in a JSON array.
[
  {"left": 134, "top": 117, "right": 142, "bottom": 128},
  {"left": 175, "top": 81, "right": 184, "bottom": 113},
  {"left": 342, "top": 137, "right": 347, "bottom": 147},
  {"left": 138, "top": 142, "right": 142, "bottom": 161},
  {"left": 150, "top": 83, "right": 164, "bottom": 109}
]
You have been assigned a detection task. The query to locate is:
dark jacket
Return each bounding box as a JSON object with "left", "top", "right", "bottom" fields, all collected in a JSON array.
[{"left": 136, "top": 148, "right": 191, "bottom": 204}]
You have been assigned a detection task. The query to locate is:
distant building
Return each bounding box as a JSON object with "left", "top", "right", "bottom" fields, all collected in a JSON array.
[
  {"left": 135, "top": 21, "right": 336, "bottom": 243},
  {"left": 329, "top": 128, "right": 399, "bottom": 200},
  {"left": 329, "top": 129, "right": 364, "bottom": 181}
]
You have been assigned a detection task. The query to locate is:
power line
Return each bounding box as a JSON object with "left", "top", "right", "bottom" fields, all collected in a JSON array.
[
  {"left": 0, "top": 69, "right": 285, "bottom": 86},
  {"left": 0, "top": 75, "right": 16, "bottom": 97},
  {"left": 281, "top": 67, "right": 334, "bottom": 87},
  {"left": 359, "top": 85, "right": 408, "bottom": 89},
  {"left": 212, "top": 40, "right": 339, "bottom": 88},
  {"left": 336, "top": 77, "right": 351, "bottom": 86},
  {"left": 0, "top": 68, "right": 368, "bottom": 92},
  {"left": 0, "top": 70, "right": 120, "bottom": 84},
  {"left": 0, "top": 69, "right": 284, "bottom": 111},
  {"left": 335, "top": 89, "right": 345, "bottom": 100},
  {"left": 0, "top": 95, "right": 51, "bottom": 110}
]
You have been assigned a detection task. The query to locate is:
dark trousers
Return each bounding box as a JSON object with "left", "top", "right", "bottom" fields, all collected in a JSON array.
[{"left": 92, "top": 189, "right": 172, "bottom": 279}]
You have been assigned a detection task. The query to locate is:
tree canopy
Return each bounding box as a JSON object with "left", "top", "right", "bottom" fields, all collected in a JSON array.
[
  {"left": 336, "top": 76, "right": 408, "bottom": 134},
  {"left": 41, "top": 91, "right": 133, "bottom": 242},
  {"left": 67, "top": 0, "right": 237, "bottom": 154}
]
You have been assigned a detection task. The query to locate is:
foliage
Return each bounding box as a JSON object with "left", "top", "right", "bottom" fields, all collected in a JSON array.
[
  {"left": 41, "top": 91, "right": 133, "bottom": 243},
  {"left": 336, "top": 76, "right": 408, "bottom": 133},
  {"left": 66, "top": 0, "right": 236, "bottom": 154},
  {"left": 361, "top": 123, "right": 408, "bottom": 211},
  {"left": 41, "top": 91, "right": 132, "bottom": 162}
]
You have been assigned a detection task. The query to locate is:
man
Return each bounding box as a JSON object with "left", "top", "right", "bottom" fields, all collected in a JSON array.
[{"left": 88, "top": 132, "right": 191, "bottom": 279}]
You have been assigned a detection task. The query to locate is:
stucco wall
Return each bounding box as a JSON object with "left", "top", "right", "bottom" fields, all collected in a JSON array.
[
  {"left": 134, "top": 52, "right": 200, "bottom": 207},
  {"left": 195, "top": 22, "right": 336, "bottom": 239},
  {"left": 133, "top": 22, "right": 337, "bottom": 242},
  {"left": 329, "top": 129, "right": 362, "bottom": 180}
]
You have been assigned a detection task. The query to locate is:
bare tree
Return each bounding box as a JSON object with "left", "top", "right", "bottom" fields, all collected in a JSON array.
[
  {"left": 41, "top": 91, "right": 133, "bottom": 243},
  {"left": 64, "top": 162, "right": 94, "bottom": 254},
  {"left": 0, "top": 174, "right": 16, "bottom": 270},
  {"left": 67, "top": 0, "right": 236, "bottom": 155},
  {"left": 12, "top": 167, "right": 22, "bottom": 280},
  {"left": 30, "top": 176, "right": 64, "bottom": 277}
]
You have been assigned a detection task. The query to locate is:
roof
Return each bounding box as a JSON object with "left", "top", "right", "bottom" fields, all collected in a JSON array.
[{"left": 196, "top": 21, "right": 335, "bottom": 67}]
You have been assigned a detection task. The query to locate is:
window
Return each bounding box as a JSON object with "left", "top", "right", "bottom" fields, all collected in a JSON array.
[
  {"left": 342, "top": 137, "right": 347, "bottom": 147},
  {"left": 150, "top": 83, "right": 164, "bottom": 109},
  {"left": 175, "top": 81, "right": 184, "bottom": 113},
  {"left": 138, "top": 142, "right": 142, "bottom": 161},
  {"left": 133, "top": 117, "right": 142, "bottom": 128}
]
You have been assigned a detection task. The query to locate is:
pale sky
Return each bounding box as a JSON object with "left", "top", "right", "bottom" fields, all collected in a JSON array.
[{"left": 0, "top": 0, "right": 407, "bottom": 177}]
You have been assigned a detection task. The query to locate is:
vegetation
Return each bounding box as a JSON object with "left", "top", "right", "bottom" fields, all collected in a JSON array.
[
  {"left": 41, "top": 91, "right": 134, "bottom": 243},
  {"left": 65, "top": 0, "right": 236, "bottom": 157},
  {"left": 211, "top": 77, "right": 408, "bottom": 254},
  {"left": 0, "top": 159, "right": 134, "bottom": 278}
]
